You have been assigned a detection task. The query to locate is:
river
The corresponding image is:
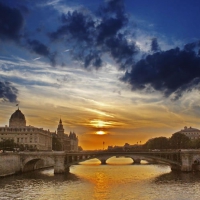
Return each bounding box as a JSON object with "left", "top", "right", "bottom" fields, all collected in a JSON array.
[{"left": 0, "top": 157, "right": 200, "bottom": 200}]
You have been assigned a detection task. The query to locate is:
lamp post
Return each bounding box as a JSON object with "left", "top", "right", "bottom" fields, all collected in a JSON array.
[{"left": 103, "top": 141, "right": 105, "bottom": 150}]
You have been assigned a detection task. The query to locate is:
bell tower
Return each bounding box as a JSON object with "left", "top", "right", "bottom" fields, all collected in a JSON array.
[{"left": 57, "top": 119, "right": 64, "bottom": 138}]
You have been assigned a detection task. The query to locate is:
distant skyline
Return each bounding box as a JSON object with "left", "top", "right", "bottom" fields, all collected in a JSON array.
[{"left": 1, "top": 0, "right": 200, "bottom": 150}]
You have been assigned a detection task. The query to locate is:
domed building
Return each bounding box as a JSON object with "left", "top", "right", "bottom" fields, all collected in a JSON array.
[
  {"left": 175, "top": 126, "right": 200, "bottom": 140},
  {"left": 9, "top": 108, "right": 26, "bottom": 127},
  {"left": 0, "top": 108, "right": 52, "bottom": 150}
]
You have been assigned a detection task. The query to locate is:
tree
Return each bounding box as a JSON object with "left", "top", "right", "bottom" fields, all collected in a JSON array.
[
  {"left": 0, "top": 139, "right": 16, "bottom": 150},
  {"left": 144, "top": 137, "right": 169, "bottom": 149},
  {"left": 190, "top": 138, "right": 200, "bottom": 149},
  {"left": 169, "top": 132, "right": 190, "bottom": 149},
  {"left": 78, "top": 146, "right": 83, "bottom": 151}
]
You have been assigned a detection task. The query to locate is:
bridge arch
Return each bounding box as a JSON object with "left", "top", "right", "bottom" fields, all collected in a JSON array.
[
  {"left": 72, "top": 154, "right": 181, "bottom": 168},
  {"left": 83, "top": 155, "right": 150, "bottom": 165},
  {"left": 96, "top": 155, "right": 141, "bottom": 164},
  {"left": 22, "top": 156, "right": 54, "bottom": 172},
  {"left": 93, "top": 153, "right": 181, "bottom": 169},
  {"left": 23, "top": 158, "right": 43, "bottom": 172}
]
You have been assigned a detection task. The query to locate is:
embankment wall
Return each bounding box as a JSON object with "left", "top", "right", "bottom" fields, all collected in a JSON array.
[{"left": 0, "top": 153, "right": 21, "bottom": 177}]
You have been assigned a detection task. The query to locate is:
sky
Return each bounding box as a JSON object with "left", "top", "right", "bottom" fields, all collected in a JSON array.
[{"left": 1, "top": 0, "right": 200, "bottom": 150}]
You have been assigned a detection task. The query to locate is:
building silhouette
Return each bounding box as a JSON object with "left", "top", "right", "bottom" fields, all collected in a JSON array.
[
  {"left": 0, "top": 108, "right": 52, "bottom": 150},
  {"left": 0, "top": 109, "right": 79, "bottom": 151},
  {"left": 175, "top": 126, "right": 200, "bottom": 140},
  {"left": 53, "top": 119, "right": 78, "bottom": 151}
]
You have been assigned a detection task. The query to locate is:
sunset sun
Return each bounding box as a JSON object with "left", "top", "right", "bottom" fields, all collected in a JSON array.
[
  {"left": 96, "top": 130, "right": 106, "bottom": 135},
  {"left": 90, "top": 119, "right": 111, "bottom": 135}
]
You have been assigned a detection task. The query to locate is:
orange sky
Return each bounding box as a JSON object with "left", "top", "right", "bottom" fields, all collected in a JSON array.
[{"left": 1, "top": 90, "right": 199, "bottom": 150}]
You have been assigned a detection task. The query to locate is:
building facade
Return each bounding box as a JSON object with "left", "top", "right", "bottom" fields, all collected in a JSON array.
[
  {"left": 0, "top": 109, "right": 52, "bottom": 150},
  {"left": 176, "top": 126, "right": 200, "bottom": 140},
  {"left": 54, "top": 119, "right": 78, "bottom": 152}
]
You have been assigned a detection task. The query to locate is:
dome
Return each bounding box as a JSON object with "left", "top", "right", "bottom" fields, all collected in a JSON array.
[{"left": 9, "top": 109, "right": 26, "bottom": 127}]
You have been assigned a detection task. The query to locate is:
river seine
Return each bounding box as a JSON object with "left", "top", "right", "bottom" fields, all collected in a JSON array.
[{"left": 0, "top": 157, "right": 200, "bottom": 200}]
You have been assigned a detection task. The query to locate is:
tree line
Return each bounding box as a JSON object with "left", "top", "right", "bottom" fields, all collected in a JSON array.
[
  {"left": 108, "top": 132, "right": 200, "bottom": 152},
  {"left": 143, "top": 132, "right": 200, "bottom": 150},
  {"left": 0, "top": 139, "right": 36, "bottom": 151},
  {"left": 0, "top": 136, "right": 82, "bottom": 152}
]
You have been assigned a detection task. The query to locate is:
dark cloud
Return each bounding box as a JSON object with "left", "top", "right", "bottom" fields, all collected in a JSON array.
[
  {"left": 84, "top": 51, "right": 102, "bottom": 69},
  {"left": 105, "top": 34, "right": 138, "bottom": 69},
  {"left": 49, "top": 0, "right": 137, "bottom": 69},
  {"left": 0, "top": 1, "right": 57, "bottom": 66},
  {"left": 0, "top": 81, "right": 18, "bottom": 102},
  {"left": 0, "top": 0, "right": 137, "bottom": 69},
  {"left": 121, "top": 43, "right": 200, "bottom": 99},
  {"left": 49, "top": 11, "right": 97, "bottom": 68},
  {"left": 98, "top": 0, "right": 125, "bottom": 15},
  {"left": 27, "top": 39, "right": 49, "bottom": 56},
  {"left": 96, "top": 0, "right": 127, "bottom": 43},
  {"left": 70, "top": 47, "right": 102, "bottom": 69},
  {"left": 184, "top": 41, "right": 200, "bottom": 55},
  {"left": 150, "top": 38, "right": 160, "bottom": 53},
  {"left": 50, "top": 11, "right": 95, "bottom": 42},
  {"left": 0, "top": 2, "right": 24, "bottom": 41},
  {"left": 27, "top": 39, "right": 56, "bottom": 66},
  {"left": 95, "top": 0, "right": 135, "bottom": 69}
]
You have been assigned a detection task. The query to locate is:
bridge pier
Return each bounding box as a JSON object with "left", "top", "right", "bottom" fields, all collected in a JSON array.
[
  {"left": 180, "top": 153, "right": 193, "bottom": 172},
  {"left": 171, "top": 164, "right": 181, "bottom": 171},
  {"left": 100, "top": 159, "right": 107, "bottom": 165},
  {"left": 54, "top": 154, "right": 69, "bottom": 174},
  {"left": 133, "top": 159, "right": 141, "bottom": 164}
]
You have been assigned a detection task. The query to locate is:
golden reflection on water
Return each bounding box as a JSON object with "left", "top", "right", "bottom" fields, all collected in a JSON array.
[
  {"left": 77, "top": 157, "right": 170, "bottom": 199},
  {"left": 93, "top": 171, "right": 111, "bottom": 199},
  {"left": 80, "top": 158, "right": 101, "bottom": 165}
]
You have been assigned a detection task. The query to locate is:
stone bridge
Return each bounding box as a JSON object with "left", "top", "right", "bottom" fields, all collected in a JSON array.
[{"left": 18, "top": 150, "right": 200, "bottom": 174}]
